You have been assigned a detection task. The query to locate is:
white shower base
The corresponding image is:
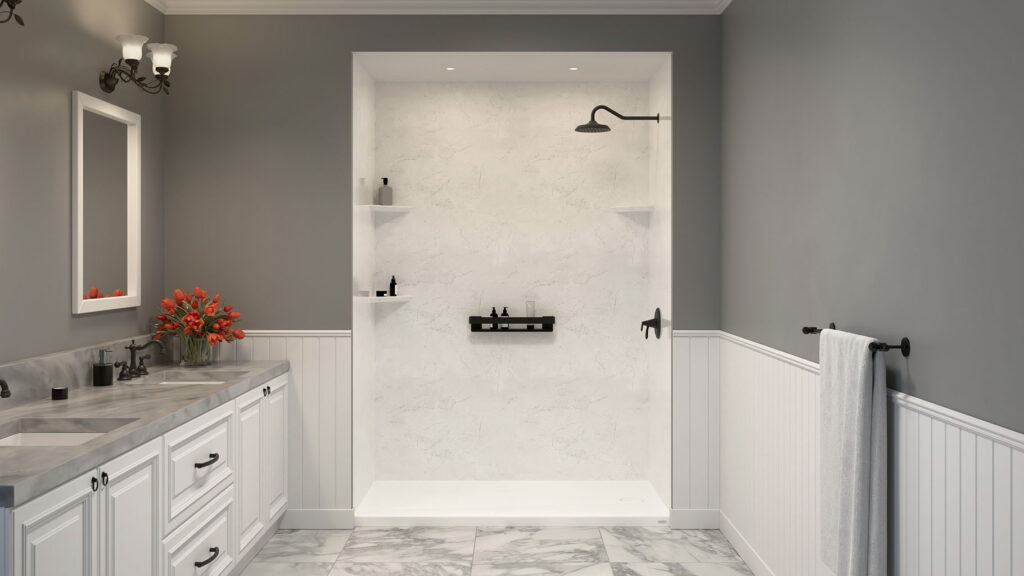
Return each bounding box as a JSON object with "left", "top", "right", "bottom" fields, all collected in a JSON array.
[{"left": 355, "top": 481, "right": 669, "bottom": 527}]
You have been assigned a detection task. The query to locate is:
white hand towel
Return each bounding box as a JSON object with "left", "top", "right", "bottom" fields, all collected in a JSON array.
[{"left": 819, "top": 329, "right": 887, "bottom": 576}]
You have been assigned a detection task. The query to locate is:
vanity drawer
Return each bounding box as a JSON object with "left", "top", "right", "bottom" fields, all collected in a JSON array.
[
  {"left": 163, "top": 485, "right": 234, "bottom": 576},
  {"left": 163, "top": 403, "right": 234, "bottom": 534}
]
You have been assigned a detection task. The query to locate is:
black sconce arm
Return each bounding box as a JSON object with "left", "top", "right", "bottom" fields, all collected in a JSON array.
[
  {"left": 100, "top": 59, "right": 171, "bottom": 95},
  {"left": 0, "top": 0, "right": 25, "bottom": 26}
]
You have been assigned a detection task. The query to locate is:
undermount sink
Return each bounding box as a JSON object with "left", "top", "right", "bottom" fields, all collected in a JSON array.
[
  {"left": 156, "top": 370, "right": 247, "bottom": 385},
  {"left": 0, "top": 417, "right": 137, "bottom": 447}
]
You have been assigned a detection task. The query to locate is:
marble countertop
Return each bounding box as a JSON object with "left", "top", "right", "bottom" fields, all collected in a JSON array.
[{"left": 0, "top": 360, "right": 288, "bottom": 508}]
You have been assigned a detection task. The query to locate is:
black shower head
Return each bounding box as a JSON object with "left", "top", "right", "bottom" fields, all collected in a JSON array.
[
  {"left": 575, "top": 120, "right": 611, "bottom": 133},
  {"left": 575, "top": 105, "right": 659, "bottom": 134}
]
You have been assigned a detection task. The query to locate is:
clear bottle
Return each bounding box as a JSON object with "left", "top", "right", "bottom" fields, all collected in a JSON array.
[{"left": 378, "top": 178, "right": 393, "bottom": 206}]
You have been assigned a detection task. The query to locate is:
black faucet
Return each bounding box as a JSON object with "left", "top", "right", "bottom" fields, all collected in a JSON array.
[
  {"left": 0, "top": 379, "right": 10, "bottom": 398},
  {"left": 126, "top": 339, "right": 165, "bottom": 378}
]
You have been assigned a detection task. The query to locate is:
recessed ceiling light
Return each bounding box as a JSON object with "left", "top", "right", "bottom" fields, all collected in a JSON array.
[
  {"left": 569, "top": 67, "right": 580, "bottom": 71},
  {"left": 445, "top": 67, "right": 455, "bottom": 71}
]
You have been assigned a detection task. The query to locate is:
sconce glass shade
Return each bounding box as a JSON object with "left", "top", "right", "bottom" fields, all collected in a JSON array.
[
  {"left": 116, "top": 34, "right": 149, "bottom": 62},
  {"left": 147, "top": 43, "right": 178, "bottom": 76}
]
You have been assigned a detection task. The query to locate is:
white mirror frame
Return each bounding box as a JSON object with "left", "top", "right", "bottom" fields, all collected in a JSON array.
[{"left": 72, "top": 91, "right": 142, "bottom": 314}]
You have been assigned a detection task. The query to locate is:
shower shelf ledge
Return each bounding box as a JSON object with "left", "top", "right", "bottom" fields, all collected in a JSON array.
[
  {"left": 612, "top": 205, "right": 653, "bottom": 214},
  {"left": 355, "top": 295, "right": 413, "bottom": 304},
  {"left": 357, "top": 205, "right": 412, "bottom": 213}
]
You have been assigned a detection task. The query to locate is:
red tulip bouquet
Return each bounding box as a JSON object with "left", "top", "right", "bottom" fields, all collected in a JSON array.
[{"left": 153, "top": 287, "right": 246, "bottom": 366}]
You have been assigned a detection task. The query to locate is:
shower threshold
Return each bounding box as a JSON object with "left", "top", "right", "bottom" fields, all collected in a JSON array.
[{"left": 354, "top": 480, "right": 669, "bottom": 527}]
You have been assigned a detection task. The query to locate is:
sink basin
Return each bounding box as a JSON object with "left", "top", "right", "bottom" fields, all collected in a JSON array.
[
  {"left": 157, "top": 370, "right": 247, "bottom": 385},
  {"left": 0, "top": 417, "right": 137, "bottom": 447}
]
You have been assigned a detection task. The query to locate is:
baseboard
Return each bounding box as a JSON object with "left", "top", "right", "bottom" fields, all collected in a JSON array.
[
  {"left": 669, "top": 508, "right": 719, "bottom": 529},
  {"left": 281, "top": 508, "right": 355, "bottom": 529},
  {"left": 720, "top": 511, "right": 774, "bottom": 576}
]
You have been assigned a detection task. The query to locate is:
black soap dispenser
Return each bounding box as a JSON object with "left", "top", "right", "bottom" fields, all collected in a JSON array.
[
  {"left": 93, "top": 349, "right": 113, "bottom": 387},
  {"left": 490, "top": 307, "right": 499, "bottom": 330},
  {"left": 389, "top": 275, "right": 398, "bottom": 297},
  {"left": 500, "top": 307, "right": 510, "bottom": 330}
]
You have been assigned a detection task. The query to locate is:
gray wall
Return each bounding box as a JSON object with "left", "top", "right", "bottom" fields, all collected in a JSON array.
[
  {"left": 722, "top": 0, "right": 1024, "bottom": 433},
  {"left": 0, "top": 0, "right": 165, "bottom": 364},
  {"left": 163, "top": 15, "right": 722, "bottom": 331}
]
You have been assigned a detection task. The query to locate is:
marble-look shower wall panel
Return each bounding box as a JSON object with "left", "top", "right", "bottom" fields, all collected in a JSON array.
[{"left": 374, "top": 82, "right": 654, "bottom": 480}]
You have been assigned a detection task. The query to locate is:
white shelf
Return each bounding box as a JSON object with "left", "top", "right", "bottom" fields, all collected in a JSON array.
[
  {"left": 612, "top": 205, "right": 654, "bottom": 214},
  {"left": 356, "top": 205, "right": 412, "bottom": 214},
  {"left": 354, "top": 295, "right": 412, "bottom": 304}
]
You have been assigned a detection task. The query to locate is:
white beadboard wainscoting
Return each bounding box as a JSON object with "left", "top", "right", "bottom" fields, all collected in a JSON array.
[
  {"left": 717, "top": 332, "right": 823, "bottom": 576},
  {"left": 672, "top": 331, "right": 721, "bottom": 528},
  {"left": 891, "top": 391, "right": 1024, "bottom": 576},
  {"left": 215, "top": 330, "right": 353, "bottom": 528},
  {"left": 706, "top": 330, "right": 1024, "bottom": 576}
]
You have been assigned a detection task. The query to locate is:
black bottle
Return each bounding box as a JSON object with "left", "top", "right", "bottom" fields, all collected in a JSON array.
[
  {"left": 389, "top": 275, "right": 397, "bottom": 297},
  {"left": 490, "top": 307, "right": 499, "bottom": 330},
  {"left": 500, "top": 307, "right": 510, "bottom": 330},
  {"left": 93, "top": 349, "right": 113, "bottom": 387}
]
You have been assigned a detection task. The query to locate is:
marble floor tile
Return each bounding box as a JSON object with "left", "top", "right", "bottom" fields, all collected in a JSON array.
[
  {"left": 600, "top": 529, "right": 740, "bottom": 564},
  {"left": 474, "top": 527, "right": 609, "bottom": 565},
  {"left": 241, "top": 561, "right": 334, "bottom": 576},
  {"left": 337, "top": 527, "right": 477, "bottom": 563},
  {"left": 610, "top": 563, "right": 754, "bottom": 576},
  {"left": 256, "top": 530, "right": 352, "bottom": 563},
  {"left": 472, "top": 563, "right": 614, "bottom": 576},
  {"left": 331, "top": 563, "right": 472, "bottom": 576}
]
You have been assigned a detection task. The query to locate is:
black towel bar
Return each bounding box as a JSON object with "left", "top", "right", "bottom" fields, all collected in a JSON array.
[{"left": 802, "top": 323, "right": 911, "bottom": 358}]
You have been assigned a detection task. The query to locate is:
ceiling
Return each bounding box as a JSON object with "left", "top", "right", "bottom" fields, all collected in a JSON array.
[
  {"left": 144, "top": 0, "right": 732, "bottom": 15},
  {"left": 356, "top": 52, "right": 671, "bottom": 82}
]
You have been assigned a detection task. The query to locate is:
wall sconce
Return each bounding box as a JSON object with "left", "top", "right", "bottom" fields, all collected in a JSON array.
[
  {"left": 0, "top": 0, "right": 25, "bottom": 26},
  {"left": 100, "top": 35, "right": 178, "bottom": 95}
]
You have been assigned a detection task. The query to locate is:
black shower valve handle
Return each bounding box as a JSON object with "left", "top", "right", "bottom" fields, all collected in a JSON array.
[{"left": 641, "top": 308, "right": 662, "bottom": 340}]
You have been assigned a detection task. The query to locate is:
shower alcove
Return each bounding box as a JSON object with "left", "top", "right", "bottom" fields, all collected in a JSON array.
[{"left": 352, "top": 52, "right": 673, "bottom": 525}]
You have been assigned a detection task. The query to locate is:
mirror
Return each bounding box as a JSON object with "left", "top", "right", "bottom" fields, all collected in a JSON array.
[{"left": 72, "top": 91, "right": 141, "bottom": 314}]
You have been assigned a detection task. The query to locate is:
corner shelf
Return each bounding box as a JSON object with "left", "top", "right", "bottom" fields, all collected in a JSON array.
[
  {"left": 354, "top": 295, "right": 412, "bottom": 304},
  {"left": 469, "top": 316, "right": 555, "bottom": 333},
  {"left": 612, "top": 205, "right": 653, "bottom": 214},
  {"left": 356, "top": 204, "right": 412, "bottom": 216}
]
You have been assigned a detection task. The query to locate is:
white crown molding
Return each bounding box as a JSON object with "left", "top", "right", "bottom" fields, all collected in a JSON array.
[{"left": 145, "top": 0, "right": 732, "bottom": 16}]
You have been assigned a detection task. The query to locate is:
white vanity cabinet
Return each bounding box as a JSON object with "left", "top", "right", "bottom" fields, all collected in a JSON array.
[
  {"left": 11, "top": 470, "right": 99, "bottom": 576},
  {"left": 11, "top": 437, "right": 162, "bottom": 576},
  {"left": 4, "top": 374, "right": 289, "bottom": 576},
  {"left": 235, "top": 374, "right": 288, "bottom": 558},
  {"left": 98, "top": 438, "right": 163, "bottom": 576}
]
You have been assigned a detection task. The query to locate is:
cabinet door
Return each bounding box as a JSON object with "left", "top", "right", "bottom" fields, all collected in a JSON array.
[
  {"left": 264, "top": 377, "right": 288, "bottom": 520},
  {"left": 235, "top": 386, "right": 265, "bottom": 556},
  {"left": 12, "top": 471, "right": 99, "bottom": 576},
  {"left": 99, "top": 438, "right": 162, "bottom": 576}
]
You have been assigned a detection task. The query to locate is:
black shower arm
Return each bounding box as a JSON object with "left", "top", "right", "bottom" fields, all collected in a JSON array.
[{"left": 590, "top": 105, "right": 660, "bottom": 124}]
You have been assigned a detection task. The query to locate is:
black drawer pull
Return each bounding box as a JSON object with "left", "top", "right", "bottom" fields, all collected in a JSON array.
[
  {"left": 194, "top": 546, "right": 220, "bottom": 568},
  {"left": 91, "top": 477, "right": 99, "bottom": 492},
  {"left": 101, "top": 472, "right": 109, "bottom": 486},
  {"left": 194, "top": 453, "right": 220, "bottom": 469}
]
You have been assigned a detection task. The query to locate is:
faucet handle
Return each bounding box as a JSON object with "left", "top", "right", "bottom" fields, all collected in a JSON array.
[
  {"left": 137, "top": 355, "right": 151, "bottom": 376},
  {"left": 114, "top": 361, "right": 132, "bottom": 381}
]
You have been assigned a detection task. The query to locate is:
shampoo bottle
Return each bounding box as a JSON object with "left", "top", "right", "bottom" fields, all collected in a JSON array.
[{"left": 378, "top": 178, "right": 393, "bottom": 206}]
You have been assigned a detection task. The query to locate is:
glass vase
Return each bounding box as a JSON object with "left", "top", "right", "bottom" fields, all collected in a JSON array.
[{"left": 179, "top": 335, "right": 213, "bottom": 367}]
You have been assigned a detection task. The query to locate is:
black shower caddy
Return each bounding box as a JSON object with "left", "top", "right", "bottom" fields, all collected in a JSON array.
[{"left": 468, "top": 316, "right": 556, "bottom": 333}]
